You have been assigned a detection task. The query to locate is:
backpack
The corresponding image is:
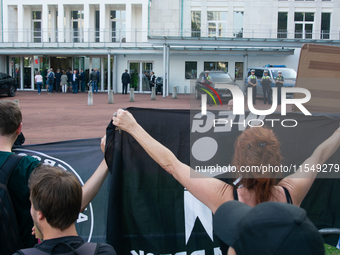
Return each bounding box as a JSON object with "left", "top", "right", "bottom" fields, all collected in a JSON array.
[
  {"left": 0, "top": 154, "right": 24, "bottom": 255},
  {"left": 48, "top": 72, "right": 54, "bottom": 85},
  {"left": 18, "top": 242, "right": 99, "bottom": 255}
]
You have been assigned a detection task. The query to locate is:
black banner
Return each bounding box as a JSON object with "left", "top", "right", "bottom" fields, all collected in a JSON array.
[
  {"left": 106, "top": 108, "right": 340, "bottom": 254},
  {"left": 13, "top": 138, "right": 110, "bottom": 243}
]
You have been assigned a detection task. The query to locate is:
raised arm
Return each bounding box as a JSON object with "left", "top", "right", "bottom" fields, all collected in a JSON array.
[
  {"left": 279, "top": 126, "right": 340, "bottom": 206},
  {"left": 113, "top": 109, "right": 233, "bottom": 213},
  {"left": 81, "top": 135, "right": 110, "bottom": 212}
]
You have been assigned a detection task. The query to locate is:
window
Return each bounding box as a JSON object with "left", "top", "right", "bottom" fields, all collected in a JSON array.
[
  {"left": 71, "top": 11, "right": 84, "bottom": 42},
  {"left": 185, "top": 62, "right": 197, "bottom": 79},
  {"left": 111, "top": 10, "right": 126, "bottom": 42},
  {"left": 277, "top": 12, "right": 288, "bottom": 38},
  {"left": 233, "top": 12, "right": 243, "bottom": 38},
  {"left": 32, "top": 11, "right": 42, "bottom": 42},
  {"left": 321, "top": 13, "right": 331, "bottom": 39},
  {"left": 95, "top": 11, "right": 100, "bottom": 42},
  {"left": 191, "top": 11, "right": 201, "bottom": 37},
  {"left": 235, "top": 62, "right": 243, "bottom": 80},
  {"left": 294, "top": 12, "right": 314, "bottom": 39},
  {"left": 207, "top": 12, "right": 227, "bottom": 37},
  {"left": 204, "top": 62, "right": 228, "bottom": 72}
]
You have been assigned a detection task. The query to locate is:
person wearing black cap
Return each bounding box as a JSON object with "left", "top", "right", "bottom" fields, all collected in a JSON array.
[
  {"left": 261, "top": 70, "right": 273, "bottom": 104},
  {"left": 214, "top": 201, "right": 325, "bottom": 255},
  {"left": 247, "top": 69, "right": 257, "bottom": 105}
]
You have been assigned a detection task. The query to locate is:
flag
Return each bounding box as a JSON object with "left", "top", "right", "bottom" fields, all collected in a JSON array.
[{"left": 105, "top": 107, "right": 340, "bottom": 254}]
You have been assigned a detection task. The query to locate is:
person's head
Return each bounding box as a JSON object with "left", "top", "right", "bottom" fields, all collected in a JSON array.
[
  {"left": 37, "top": 71, "right": 40, "bottom": 75},
  {"left": 95, "top": 68, "right": 98, "bottom": 72},
  {"left": 63, "top": 71, "right": 66, "bottom": 75},
  {"left": 28, "top": 165, "right": 82, "bottom": 232},
  {"left": 227, "top": 99, "right": 233, "bottom": 111},
  {"left": 125, "top": 69, "right": 128, "bottom": 73},
  {"left": 278, "top": 71, "right": 282, "bottom": 76},
  {"left": 73, "top": 70, "right": 77, "bottom": 74},
  {"left": 214, "top": 201, "right": 325, "bottom": 255},
  {"left": 81, "top": 69, "right": 83, "bottom": 72},
  {"left": 151, "top": 71, "right": 154, "bottom": 75},
  {"left": 0, "top": 100, "right": 22, "bottom": 138},
  {"left": 251, "top": 69, "right": 255, "bottom": 74},
  {"left": 205, "top": 71, "right": 209, "bottom": 76},
  {"left": 232, "top": 127, "right": 282, "bottom": 203},
  {"left": 57, "top": 69, "right": 60, "bottom": 73},
  {"left": 91, "top": 69, "right": 94, "bottom": 72},
  {"left": 50, "top": 68, "right": 53, "bottom": 72},
  {"left": 264, "top": 70, "right": 268, "bottom": 76}
]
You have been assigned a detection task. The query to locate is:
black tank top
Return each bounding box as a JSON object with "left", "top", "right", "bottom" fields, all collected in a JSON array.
[{"left": 232, "top": 186, "right": 293, "bottom": 204}]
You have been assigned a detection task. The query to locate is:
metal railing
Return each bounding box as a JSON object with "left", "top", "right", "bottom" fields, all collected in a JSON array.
[{"left": 0, "top": 28, "right": 338, "bottom": 45}]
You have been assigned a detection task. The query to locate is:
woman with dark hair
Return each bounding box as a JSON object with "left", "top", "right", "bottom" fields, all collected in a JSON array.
[{"left": 112, "top": 109, "right": 340, "bottom": 212}]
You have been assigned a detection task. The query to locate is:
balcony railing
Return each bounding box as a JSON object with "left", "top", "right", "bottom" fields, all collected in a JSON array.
[{"left": 0, "top": 28, "right": 338, "bottom": 45}]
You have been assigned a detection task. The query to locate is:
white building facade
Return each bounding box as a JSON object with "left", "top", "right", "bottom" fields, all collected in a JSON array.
[{"left": 0, "top": 0, "right": 339, "bottom": 94}]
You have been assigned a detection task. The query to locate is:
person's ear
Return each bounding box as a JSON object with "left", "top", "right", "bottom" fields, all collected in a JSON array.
[
  {"left": 16, "top": 123, "right": 22, "bottom": 135},
  {"left": 38, "top": 211, "right": 44, "bottom": 220}
]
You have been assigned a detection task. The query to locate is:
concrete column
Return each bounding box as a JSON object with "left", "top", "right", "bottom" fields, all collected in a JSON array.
[
  {"left": 58, "top": 4, "right": 64, "bottom": 43},
  {"left": 18, "top": 4, "right": 24, "bottom": 42},
  {"left": 163, "top": 44, "right": 166, "bottom": 97},
  {"left": 50, "top": 6, "right": 56, "bottom": 42},
  {"left": 89, "top": 57, "right": 92, "bottom": 73},
  {"left": 20, "top": 57, "right": 24, "bottom": 90},
  {"left": 113, "top": 54, "right": 117, "bottom": 93},
  {"left": 3, "top": 5, "right": 8, "bottom": 42},
  {"left": 65, "top": 6, "right": 71, "bottom": 42},
  {"left": 31, "top": 57, "right": 35, "bottom": 90},
  {"left": 107, "top": 53, "right": 111, "bottom": 92},
  {"left": 99, "top": 3, "right": 105, "bottom": 42},
  {"left": 84, "top": 4, "right": 90, "bottom": 43},
  {"left": 287, "top": 5, "right": 295, "bottom": 39},
  {"left": 42, "top": 4, "right": 49, "bottom": 42},
  {"left": 101, "top": 57, "right": 104, "bottom": 91},
  {"left": 166, "top": 45, "right": 170, "bottom": 96},
  {"left": 142, "top": 3, "right": 148, "bottom": 42},
  {"left": 126, "top": 3, "right": 132, "bottom": 42},
  {"left": 243, "top": 54, "right": 248, "bottom": 92}
]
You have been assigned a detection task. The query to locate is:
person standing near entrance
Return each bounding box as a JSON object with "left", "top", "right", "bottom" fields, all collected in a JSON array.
[
  {"left": 34, "top": 71, "right": 43, "bottom": 95},
  {"left": 121, "top": 69, "right": 130, "bottom": 94},
  {"left": 80, "top": 69, "right": 86, "bottom": 92},
  {"left": 95, "top": 68, "right": 100, "bottom": 93},
  {"left": 66, "top": 68, "right": 73, "bottom": 93},
  {"left": 90, "top": 69, "right": 98, "bottom": 93},
  {"left": 261, "top": 70, "right": 273, "bottom": 104},
  {"left": 60, "top": 71, "right": 68, "bottom": 93},
  {"left": 275, "top": 70, "right": 284, "bottom": 105},
  {"left": 72, "top": 70, "right": 79, "bottom": 94},
  {"left": 55, "top": 69, "right": 62, "bottom": 93},
  {"left": 247, "top": 69, "right": 258, "bottom": 105},
  {"left": 47, "top": 69, "right": 54, "bottom": 94}
]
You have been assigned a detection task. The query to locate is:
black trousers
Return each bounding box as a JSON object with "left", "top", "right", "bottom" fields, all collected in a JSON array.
[
  {"left": 262, "top": 84, "right": 272, "bottom": 104},
  {"left": 122, "top": 83, "right": 128, "bottom": 94},
  {"left": 276, "top": 85, "right": 283, "bottom": 105}
]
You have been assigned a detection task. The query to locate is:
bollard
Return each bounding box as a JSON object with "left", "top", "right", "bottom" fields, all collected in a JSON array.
[
  {"left": 129, "top": 88, "right": 135, "bottom": 102},
  {"left": 151, "top": 87, "right": 156, "bottom": 100},
  {"left": 88, "top": 91, "right": 93, "bottom": 106},
  {"left": 172, "top": 87, "right": 177, "bottom": 99},
  {"left": 108, "top": 90, "right": 114, "bottom": 104},
  {"left": 13, "top": 99, "right": 19, "bottom": 107},
  {"left": 184, "top": 86, "right": 187, "bottom": 94}
]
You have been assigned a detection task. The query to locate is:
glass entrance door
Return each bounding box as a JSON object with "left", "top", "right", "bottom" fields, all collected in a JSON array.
[
  {"left": 142, "top": 62, "right": 152, "bottom": 92},
  {"left": 129, "top": 62, "right": 140, "bottom": 92},
  {"left": 129, "top": 62, "right": 153, "bottom": 93}
]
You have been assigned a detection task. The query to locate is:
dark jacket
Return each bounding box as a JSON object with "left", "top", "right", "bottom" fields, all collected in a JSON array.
[{"left": 122, "top": 72, "right": 130, "bottom": 84}]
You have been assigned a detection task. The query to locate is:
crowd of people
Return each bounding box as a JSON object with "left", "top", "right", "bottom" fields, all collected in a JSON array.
[
  {"left": 1, "top": 96, "right": 340, "bottom": 254},
  {"left": 34, "top": 68, "right": 101, "bottom": 95}
]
